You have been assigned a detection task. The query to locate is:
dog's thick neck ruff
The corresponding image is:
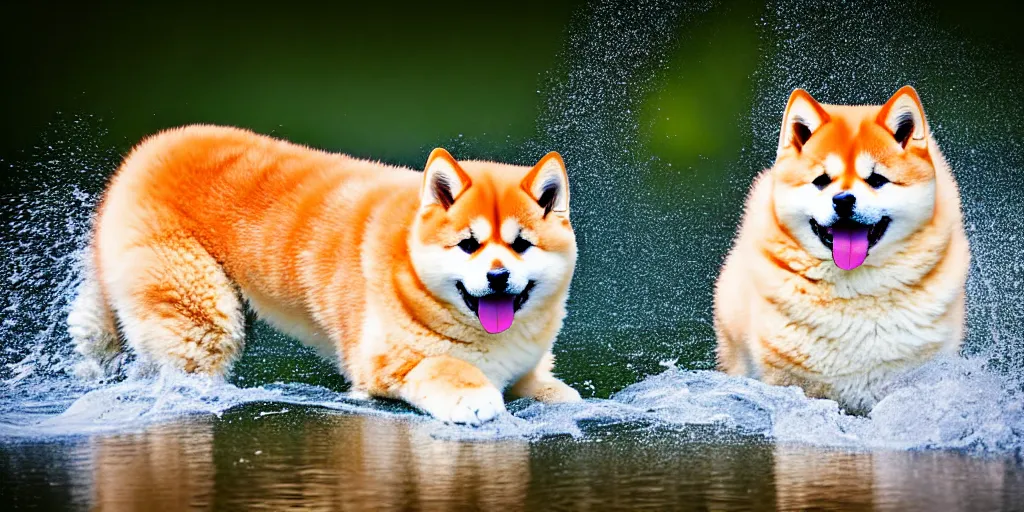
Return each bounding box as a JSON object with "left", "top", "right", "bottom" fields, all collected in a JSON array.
[{"left": 732, "top": 170, "right": 968, "bottom": 413}]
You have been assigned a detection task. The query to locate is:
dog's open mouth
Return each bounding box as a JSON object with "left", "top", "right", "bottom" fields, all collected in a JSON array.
[
  {"left": 809, "top": 217, "right": 890, "bottom": 270},
  {"left": 456, "top": 281, "right": 535, "bottom": 334}
]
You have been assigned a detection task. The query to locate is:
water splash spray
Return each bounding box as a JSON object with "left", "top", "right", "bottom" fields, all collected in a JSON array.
[{"left": 0, "top": 116, "right": 116, "bottom": 385}]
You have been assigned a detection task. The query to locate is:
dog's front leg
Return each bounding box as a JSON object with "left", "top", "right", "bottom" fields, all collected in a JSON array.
[
  {"left": 395, "top": 355, "right": 506, "bottom": 426},
  {"left": 508, "top": 351, "right": 581, "bottom": 403}
]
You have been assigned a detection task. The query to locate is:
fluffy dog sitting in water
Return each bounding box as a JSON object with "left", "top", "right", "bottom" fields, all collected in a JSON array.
[
  {"left": 67, "top": 125, "right": 581, "bottom": 425},
  {"left": 714, "top": 86, "right": 970, "bottom": 413}
]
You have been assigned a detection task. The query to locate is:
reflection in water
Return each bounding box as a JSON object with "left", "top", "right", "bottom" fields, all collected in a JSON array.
[
  {"left": 85, "top": 408, "right": 530, "bottom": 510},
  {"left": 521, "top": 426, "right": 779, "bottom": 509},
  {"left": 772, "top": 445, "right": 1021, "bottom": 511},
  {"left": 215, "top": 411, "right": 530, "bottom": 510},
  {"left": 55, "top": 409, "right": 1021, "bottom": 510},
  {"left": 89, "top": 419, "right": 216, "bottom": 511}
]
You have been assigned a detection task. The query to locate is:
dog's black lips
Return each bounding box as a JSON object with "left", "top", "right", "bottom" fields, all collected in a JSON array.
[
  {"left": 809, "top": 217, "right": 891, "bottom": 251},
  {"left": 456, "top": 281, "right": 536, "bottom": 313}
]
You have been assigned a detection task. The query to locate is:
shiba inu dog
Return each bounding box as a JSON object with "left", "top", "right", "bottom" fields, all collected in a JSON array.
[
  {"left": 714, "top": 86, "right": 970, "bottom": 413},
  {"left": 67, "top": 125, "right": 581, "bottom": 425}
]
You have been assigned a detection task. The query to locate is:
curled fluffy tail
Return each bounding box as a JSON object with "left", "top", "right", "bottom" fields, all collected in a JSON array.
[{"left": 67, "top": 253, "right": 123, "bottom": 378}]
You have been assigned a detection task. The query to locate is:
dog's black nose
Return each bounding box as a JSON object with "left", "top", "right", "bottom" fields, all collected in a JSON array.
[
  {"left": 486, "top": 269, "right": 510, "bottom": 291},
  {"left": 832, "top": 192, "right": 856, "bottom": 218}
]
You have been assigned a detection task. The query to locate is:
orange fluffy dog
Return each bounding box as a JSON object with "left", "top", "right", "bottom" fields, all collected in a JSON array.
[
  {"left": 67, "top": 125, "right": 581, "bottom": 425},
  {"left": 715, "top": 87, "right": 970, "bottom": 413}
]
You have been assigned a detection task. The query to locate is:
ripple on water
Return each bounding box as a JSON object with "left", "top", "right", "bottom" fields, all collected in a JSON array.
[{"left": 2, "top": 356, "right": 1021, "bottom": 461}]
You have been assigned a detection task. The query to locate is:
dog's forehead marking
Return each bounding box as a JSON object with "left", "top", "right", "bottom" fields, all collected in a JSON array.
[
  {"left": 855, "top": 153, "right": 875, "bottom": 178},
  {"left": 500, "top": 218, "right": 520, "bottom": 244},
  {"left": 470, "top": 217, "right": 492, "bottom": 241},
  {"left": 824, "top": 154, "right": 845, "bottom": 176}
]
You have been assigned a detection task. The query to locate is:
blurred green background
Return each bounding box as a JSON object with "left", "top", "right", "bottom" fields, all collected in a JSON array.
[
  {"left": 1, "top": 0, "right": 1023, "bottom": 396},
  {"left": 1, "top": 0, "right": 1014, "bottom": 166},
  {"left": 0, "top": 1, "right": 582, "bottom": 165}
]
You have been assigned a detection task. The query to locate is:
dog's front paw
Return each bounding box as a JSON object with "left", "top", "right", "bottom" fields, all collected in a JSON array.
[
  {"left": 421, "top": 386, "right": 506, "bottom": 426},
  {"left": 395, "top": 355, "right": 508, "bottom": 426}
]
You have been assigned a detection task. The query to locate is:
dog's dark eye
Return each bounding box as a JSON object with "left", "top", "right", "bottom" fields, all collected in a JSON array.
[
  {"left": 457, "top": 237, "right": 480, "bottom": 254},
  {"left": 812, "top": 173, "right": 832, "bottom": 190},
  {"left": 511, "top": 236, "right": 532, "bottom": 253},
  {"left": 866, "top": 172, "right": 889, "bottom": 189}
]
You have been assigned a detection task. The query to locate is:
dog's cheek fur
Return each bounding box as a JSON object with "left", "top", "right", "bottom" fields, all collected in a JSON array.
[
  {"left": 507, "top": 208, "right": 577, "bottom": 300},
  {"left": 773, "top": 182, "right": 834, "bottom": 260},
  {"left": 408, "top": 242, "right": 474, "bottom": 312},
  {"left": 519, "top": 247, "right": 573, "bottom": 307},
  {"left": 864, "top": 178, "right": 937, "bottom": 263},
  {"left": 410, "top": 223, "right": 574, "bottom": 306},
  {"left": 532, "top": 221, "right": 577, "bottom": 301}
]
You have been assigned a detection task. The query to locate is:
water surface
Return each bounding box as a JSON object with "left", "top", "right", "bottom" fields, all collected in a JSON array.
[{"left": 4, "top": 405, "right": 1023, "bottom": 510}]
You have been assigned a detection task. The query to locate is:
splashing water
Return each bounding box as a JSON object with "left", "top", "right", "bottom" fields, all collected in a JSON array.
[
  {"left": 1, "top": 116, "right": 115, "bottom": 386},
  {"left": 4, "top": 354, "right": 1021, "bottom": 461},
  {"left": 2, "top": 0, "right": 1024, "bottom": 462}
]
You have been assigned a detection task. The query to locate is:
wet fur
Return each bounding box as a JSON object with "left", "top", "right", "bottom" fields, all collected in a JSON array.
[
  {"left": 67, "top": 125, "right": 581, "bottom": 424},
  {"left": 714, "top": 87, "right": 970, "bottom": 413}
]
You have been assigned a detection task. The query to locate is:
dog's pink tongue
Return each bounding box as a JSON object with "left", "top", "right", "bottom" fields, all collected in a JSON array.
[
  {"left": 832, "top": 225, "right": 870, "bottom": 270},
  {"left": 477, "top": 295, "right": 515, "bottom": 334}
]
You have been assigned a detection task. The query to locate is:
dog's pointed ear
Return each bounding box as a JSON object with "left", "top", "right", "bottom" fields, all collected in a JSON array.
[
  {"left": 778, "top": 89, "right": 830, "bottom": 155},
  {"left": 421, "top": 148, "right": 471, "bottom": 209},
  {"left": 877, "top": 85, "right": 929, "bottom": 152},
  {"left": 521, "top": 152, "right": 569, "bottom": 217}
]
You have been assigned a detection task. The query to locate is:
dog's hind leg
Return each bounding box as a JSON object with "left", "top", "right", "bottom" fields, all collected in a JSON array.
[
  {"left": 102, "top": 233, "right": 245, "bottom": 376},
  {"left": 68, "top": 251, "right": 123, "bottom": 378}
]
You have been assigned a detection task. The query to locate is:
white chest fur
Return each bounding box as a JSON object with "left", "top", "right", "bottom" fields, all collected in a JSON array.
[
  {"left": 763, "top": 263, "right": 961, "bottom": 409},
  {"left": 451, "top": 324, "right": 549, "bottom": 390}
]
